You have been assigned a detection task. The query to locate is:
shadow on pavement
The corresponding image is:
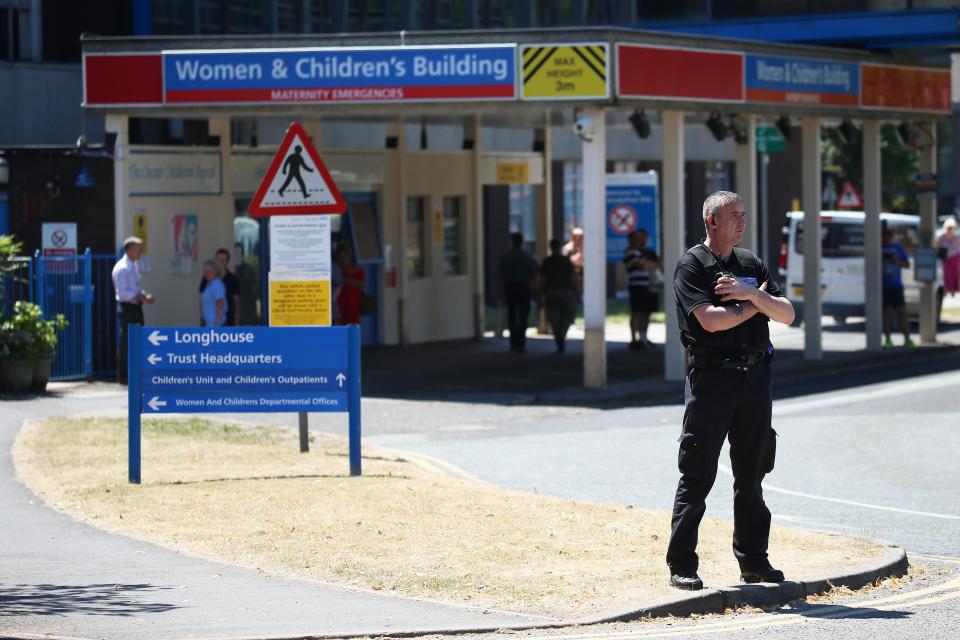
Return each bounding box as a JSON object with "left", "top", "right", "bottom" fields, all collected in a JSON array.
[
  {"left": 358, "top": 330, "right": 959, "bottom": 409},
  {"left": 781, "top": 602, "right": 913, "bottom": 621},
  {"left": 0, "top": 583, "right": 180, "bottom": 617}
]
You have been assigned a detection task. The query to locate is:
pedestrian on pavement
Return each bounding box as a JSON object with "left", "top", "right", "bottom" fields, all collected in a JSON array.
[
  {"left": 540, "top": 238, "right": 578, "bottom": 353},
  {"left": 111, "top": 236, "right": 155, "bottom": 385},
  {"left": 562, "top": 227, "right": 585, "bottom": 287},
  {"left": 624, "top": 228, "right": 660, "bottom": 350},
  {"left": 199, "top": 260, "right": 226, "bottom": 327},
  {"left": 882, "top": 226, "right": 915, "bottom": 348},
  {"left": 667, "top": 190, "right": 795, "bottom": 591},
  {"left": 936, "top": 218, "right": 960, "bottom": 297},
  {"left": 198, "top": 248, "right": 241, "bottom": 326},
  {"left": 335, "top": 243, "right": 365, "bottom": 326},
  {"left": 498, "top": 232, "right": 539, "bottom": 353}
]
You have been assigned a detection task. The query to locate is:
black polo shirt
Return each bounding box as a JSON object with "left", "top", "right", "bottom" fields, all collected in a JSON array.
[{"left": 674, "top": 244, "right": 783, "bottom": 354}]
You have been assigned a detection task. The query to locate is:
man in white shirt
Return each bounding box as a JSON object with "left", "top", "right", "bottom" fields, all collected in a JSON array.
[{"left": 111, "top": 236, "right": 155, "bottom": 384}]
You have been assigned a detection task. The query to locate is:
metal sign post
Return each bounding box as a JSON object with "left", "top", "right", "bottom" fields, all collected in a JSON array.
[{"left": 127, "top": 324, "right": 362, "bottom": 483}]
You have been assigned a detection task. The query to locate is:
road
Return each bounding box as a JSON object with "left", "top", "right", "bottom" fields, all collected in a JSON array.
[{"left": 364, "top": 363, "right": 960, "bottom": 639}]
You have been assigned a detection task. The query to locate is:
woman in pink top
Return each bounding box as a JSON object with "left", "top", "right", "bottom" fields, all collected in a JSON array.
[{"left": 937, "top": 218, "right": 960, "bottom": 296}]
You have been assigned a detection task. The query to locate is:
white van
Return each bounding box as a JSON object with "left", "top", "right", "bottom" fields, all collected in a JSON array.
[{"left": 779, "top": 211, "right": 944, "bottom": 325}]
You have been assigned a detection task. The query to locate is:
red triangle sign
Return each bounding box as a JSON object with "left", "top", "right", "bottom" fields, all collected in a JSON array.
[
  {"left": 835, "top": 180, "right": 863, "bottom": 210},
  {"left": 248, "top": 122, "right": 347, "bottom": 217}
]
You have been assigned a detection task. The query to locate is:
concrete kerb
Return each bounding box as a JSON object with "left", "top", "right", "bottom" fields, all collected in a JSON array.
[
  {"left": 537, "top": 342, "right": 960, "bottom": 407},
  {"left": 154, "top": 547, "right": 907, "bottom": 640}
]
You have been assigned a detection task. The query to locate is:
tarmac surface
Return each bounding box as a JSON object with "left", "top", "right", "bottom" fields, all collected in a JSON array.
[{"left": 2, "top": 313, "right": 959, "bottom": 639}]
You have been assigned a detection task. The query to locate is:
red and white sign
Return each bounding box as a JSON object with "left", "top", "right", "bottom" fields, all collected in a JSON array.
[
  {"left": 41, "top": 223, "right": 78, "bottom": 273},
  {"left": 836, "top": 181, "right": 863, "bottom": 210},
  {"left": 617, "top": 44, "right": 744, "bottom": 102},
  {"left": 248, "top": 122, "right": 347, "bottom": 217},
  {"left": 608, "top": 204, "right": 638, "bottom": 236}
]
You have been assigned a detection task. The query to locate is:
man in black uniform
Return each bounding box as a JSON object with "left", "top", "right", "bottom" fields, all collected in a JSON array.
[{"left": 668, "top": 191, "right": 795, "bottom": 591}]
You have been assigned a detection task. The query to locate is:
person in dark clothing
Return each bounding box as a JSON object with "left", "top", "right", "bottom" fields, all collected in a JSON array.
[
  {"left": 498, "top": 232, "right": 539, "bottom": 353},
  {"left": 668, "top": 191, "right": 795, "bottom": 591},
  {"left": 623, "top": 228, "right": 660, "bottom": 350},
  {"left": 198, "top": 248, "right": 240, "bottom": 326},
  {"left": 540, "top": 238, "right": 579, "bottom": 353}
]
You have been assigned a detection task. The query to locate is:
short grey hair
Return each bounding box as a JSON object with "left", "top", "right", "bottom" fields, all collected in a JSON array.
[
  {"left": 702, "top": 191, "right": 743, "bottom": 226},
  {"left": 202, "top": 260, "right": 221, "bottom": 276}
]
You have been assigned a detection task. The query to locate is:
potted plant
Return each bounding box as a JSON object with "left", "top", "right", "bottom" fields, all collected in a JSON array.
[{"left": 0, "top": 301, "right": 67, "bottom": 394}]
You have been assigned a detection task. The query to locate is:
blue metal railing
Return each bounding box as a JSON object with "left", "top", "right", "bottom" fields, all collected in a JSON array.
[{"left": 3, "top": 251, "right": 117, "bottom": 381}]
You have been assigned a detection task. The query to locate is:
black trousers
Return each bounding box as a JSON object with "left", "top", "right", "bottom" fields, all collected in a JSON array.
[
  {"left": 504, "top": 283, "right": 532, "bottom": 351},
  {"left": 666, "top": 359, "right": 777, "bottom": 573},
  {"left": 117, "top": 302, "right": 144, "bottom": 384}
]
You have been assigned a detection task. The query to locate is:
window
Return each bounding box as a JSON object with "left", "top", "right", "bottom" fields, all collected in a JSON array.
[
  {"left": 406, "top": 196, "right": 427, "bottom": 278},
  {"left": 443, "top": 196, "right": 465, "bottom": 275}
]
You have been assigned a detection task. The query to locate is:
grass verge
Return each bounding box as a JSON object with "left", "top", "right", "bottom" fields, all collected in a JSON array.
[{"left": 14, "top": 417, "right": 886, "bottom": 619}]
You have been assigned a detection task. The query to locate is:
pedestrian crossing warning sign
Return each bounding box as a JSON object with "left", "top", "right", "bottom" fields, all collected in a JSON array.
[
  {"left": 521, "top": 44, "right": 609, "bottom": 100},
  {"left": 248, "top": 122, "right": 347, "bottom": 217},
  {"left": 836, "top": 180, "right": 863, "bottom": 210}
]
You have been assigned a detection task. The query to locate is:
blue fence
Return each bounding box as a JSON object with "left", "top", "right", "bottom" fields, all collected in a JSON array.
[{"left": 2, "top": 251, "right": 117, "bottom": 381}]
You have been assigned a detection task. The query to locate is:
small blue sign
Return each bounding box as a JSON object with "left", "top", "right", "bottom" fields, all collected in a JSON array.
[
  {"left": 74, "top": 166, "right": 95, "bottom": 188},
  {"left": 606, "top": 172, "right": 659, "bottom": 263},
  {"left": 141, "top": 369, "right": 347, "bottom": 392},
  {"left": 163, "top": 46, "right": 517, "bottom": 104},
  {"left": 745, "top": 54, "right": 859, "bottom": 106},
  {"left": 141, "top": 391, "right": 347, "bottom": 413}
]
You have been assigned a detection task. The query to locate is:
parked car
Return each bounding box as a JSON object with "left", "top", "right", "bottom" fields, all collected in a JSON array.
[{"left": 779, "top": 210, "right": 944, "bottom": 326}]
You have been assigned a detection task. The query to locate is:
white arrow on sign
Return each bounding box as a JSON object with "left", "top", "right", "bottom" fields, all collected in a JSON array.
[
  {"left": 147, "top": 330, "right": 168, "bottom": 347},
  {"left": 147, "top": 353, "right": 162, "bottom": 366},
  {"left": 336, "top": 373, "right": 346, "bottom": 388},
  {"left": 147, "top": 396, "right": 167, "bottom": 411}
]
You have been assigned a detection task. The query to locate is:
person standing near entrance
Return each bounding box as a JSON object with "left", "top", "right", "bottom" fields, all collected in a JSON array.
[
  {"left": 498, "top": 232, "right": 539, "bottom": 353},
  {"left": 111, "top": 236, "right": 154, "bottom": 385},
  {"left": 668, "top": 191, "right": 795, "bottom": 591},
  {"left": 882, "top": 226, "right": 915, "bottom": 348},
  {"left": 624, "top": 228, "right": 660, "bottom": 350},
  {"left": 215, "top": 248, "right": 240, "bottom": 326},
  {"left": 540, "top": 238, "right": 578, "bottom": 353}
]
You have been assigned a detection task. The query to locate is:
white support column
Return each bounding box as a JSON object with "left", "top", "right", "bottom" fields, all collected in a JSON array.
[
  {"left": 662, "top": 110, "right": 687, "bottom": 381},
  {"left": 801, "top": 116, "right": 822, "bottom": 360},
  {"left": 106, "top": 114, "right": 130, "bottom": 251},
  {"left": 918, "top": 121, "right": 939, "bottom": 343},
  {"left": 582, "top": 107, "right": 607, "bottom": 388},
  {"left": 735, "top": 114, "right": 758, "bottom": 254},
  {"left": 863, "top": 119, "right": 883, "bottom": 351}
]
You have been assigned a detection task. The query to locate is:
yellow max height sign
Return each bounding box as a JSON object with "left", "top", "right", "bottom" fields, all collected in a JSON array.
[{"left": 521, "top": 44, "right": 609, "bottom": 100}]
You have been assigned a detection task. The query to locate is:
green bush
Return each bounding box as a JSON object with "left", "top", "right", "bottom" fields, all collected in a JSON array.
[{"left": 0, "top": 301, "right": 68, "bottom": 363}]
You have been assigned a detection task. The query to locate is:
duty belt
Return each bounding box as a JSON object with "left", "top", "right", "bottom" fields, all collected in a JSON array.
[{"left": 687, "top": 351, "right": 766, "bottom": 372}]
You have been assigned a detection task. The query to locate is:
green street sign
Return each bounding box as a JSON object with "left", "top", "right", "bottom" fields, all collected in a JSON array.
[{"left": 756, "top": 126, "right": 786, "bottom": 153}]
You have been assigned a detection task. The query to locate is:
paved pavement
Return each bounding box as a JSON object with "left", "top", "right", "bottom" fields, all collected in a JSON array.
[{"left": 0, "top": 392, "right": 546, "bottom": 639}]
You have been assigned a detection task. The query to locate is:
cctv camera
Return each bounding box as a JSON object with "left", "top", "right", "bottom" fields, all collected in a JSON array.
[{"left": 573, "top": 116, "right": 595, "bottom": 142}]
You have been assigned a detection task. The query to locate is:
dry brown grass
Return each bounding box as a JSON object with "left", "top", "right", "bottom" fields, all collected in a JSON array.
[{"left": 13, "top": 418, "right": 888, "bottom": 619}]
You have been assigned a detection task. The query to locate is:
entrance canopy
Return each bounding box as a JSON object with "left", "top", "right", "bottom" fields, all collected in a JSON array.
[
  {"left": 82, "top": 27, "right": 950, "bottom": 120},
  {"left": 81, "top": 27, "right": 951, "bottom": 388}
]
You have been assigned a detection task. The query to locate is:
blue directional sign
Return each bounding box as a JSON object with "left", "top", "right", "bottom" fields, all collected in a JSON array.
[{"left": 127, "top": 325, "right": 362, "bottom": 483}]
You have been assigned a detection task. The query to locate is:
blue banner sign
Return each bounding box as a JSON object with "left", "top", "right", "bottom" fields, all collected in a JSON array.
[
  {"left": 139, "top": 327, "right": 346, "bottom": 370},
  {"left": 127, "top": 325, "right": 362, "bottom": 483},
  {"left": 745, "top": 54, "right": 859, "bottom": 106},
  {"left": 163, "top": 45, "right": 517, "bottom": 104},
  {"left": 141, "top": 391, "right": 347, "bottom": 413},
  {"left": 606, "top": 172, "right": 659, "bottom": 263}
]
